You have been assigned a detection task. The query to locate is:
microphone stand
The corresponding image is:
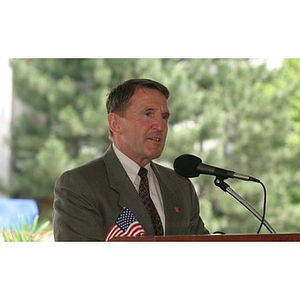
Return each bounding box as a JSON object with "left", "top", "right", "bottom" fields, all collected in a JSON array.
[{"left": 214, "top": 177, "right": 276, "bottom": 234}]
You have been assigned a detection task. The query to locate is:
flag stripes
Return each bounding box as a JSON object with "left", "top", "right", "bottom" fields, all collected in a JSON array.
[{"left": 105, "top": 207, "right": 146, "bottom": 241}]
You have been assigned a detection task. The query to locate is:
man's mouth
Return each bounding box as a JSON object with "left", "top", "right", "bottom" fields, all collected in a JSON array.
[{"left": 149, "top": 137, "right": 161, "bottom": 142}]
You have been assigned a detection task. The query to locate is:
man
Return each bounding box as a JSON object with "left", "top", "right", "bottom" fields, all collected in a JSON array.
[{"left": 53, "top": 78, "right": 209, "bottom": 241}]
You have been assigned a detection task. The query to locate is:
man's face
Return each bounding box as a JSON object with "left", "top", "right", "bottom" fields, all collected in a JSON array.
[{"left": 110, "top": 87, "right": 170, "bottom": 166}]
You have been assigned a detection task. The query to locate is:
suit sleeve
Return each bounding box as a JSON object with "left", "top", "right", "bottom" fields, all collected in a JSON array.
[{"left": 53, "top": 170, "right": 106, "bottom": 241}]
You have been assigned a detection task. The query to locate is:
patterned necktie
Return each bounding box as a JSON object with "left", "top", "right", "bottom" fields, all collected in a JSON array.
[{"left": 138, "top": 167, "right": 163, "bottom": 235}]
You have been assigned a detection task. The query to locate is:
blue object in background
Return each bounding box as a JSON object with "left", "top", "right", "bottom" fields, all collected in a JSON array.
[{"left": 0, "top": 198, "right": 39, "bottom": 230}]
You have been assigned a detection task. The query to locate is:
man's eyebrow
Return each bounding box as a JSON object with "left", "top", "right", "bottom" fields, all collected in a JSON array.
[{"left": 141, "top": 107, "right": 170, "bottom": 117}]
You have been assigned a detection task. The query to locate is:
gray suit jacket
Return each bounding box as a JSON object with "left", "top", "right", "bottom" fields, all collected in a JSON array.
[{"left": 53, "top": 145, "right": 209, "bottom": 241}]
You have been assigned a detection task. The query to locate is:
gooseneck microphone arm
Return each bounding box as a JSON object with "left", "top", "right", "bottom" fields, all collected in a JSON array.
[{"left": 214, "top": 177, "right": 276, "bottom": 234}]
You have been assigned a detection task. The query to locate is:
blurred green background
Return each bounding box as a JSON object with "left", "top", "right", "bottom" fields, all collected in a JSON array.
[{"left": 2, "top": 58, "right": 300, "bottom": 234}]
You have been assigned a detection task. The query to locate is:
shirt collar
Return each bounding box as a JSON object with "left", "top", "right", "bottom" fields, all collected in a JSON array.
[{"left": 112, "top": 144, "right": 150, "bottom": 182}]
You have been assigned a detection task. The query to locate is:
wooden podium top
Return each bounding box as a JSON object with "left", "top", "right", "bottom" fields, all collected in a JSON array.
[{"left": 110, "top": 233, "right": 300, "bottom": 242}]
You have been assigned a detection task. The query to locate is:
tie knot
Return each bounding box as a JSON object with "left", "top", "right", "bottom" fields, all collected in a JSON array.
[{"left": 138, "top": 167, "right": 148, "bottom": 178}]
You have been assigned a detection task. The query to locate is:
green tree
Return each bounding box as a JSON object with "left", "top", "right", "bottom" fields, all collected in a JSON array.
[{"left": 9, "top": 59, "right": 112, "bottom": 200}]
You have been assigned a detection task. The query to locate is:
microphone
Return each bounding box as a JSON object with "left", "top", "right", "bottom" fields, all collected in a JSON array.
[{"left": 173, "top": 154, "right": 260, "bottom": 182}]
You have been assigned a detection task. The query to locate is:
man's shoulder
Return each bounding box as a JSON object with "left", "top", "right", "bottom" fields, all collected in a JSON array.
[
  {"left": 64, "top": 156, "right": 103, "bottom": 175},
  {"left": 62, "top": 146, "right": 114, "bottom": 175},
  {"left": 55, "top": 157, "right": 104, "bottom": 188}
]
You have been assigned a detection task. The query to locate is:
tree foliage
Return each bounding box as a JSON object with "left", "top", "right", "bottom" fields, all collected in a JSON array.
[{"left": 6, "top": 58, "right": 300, "bottom": 233}]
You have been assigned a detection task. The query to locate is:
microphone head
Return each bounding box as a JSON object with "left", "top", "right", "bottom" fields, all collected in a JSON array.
[{"left": 173, "top": 154, "right": 202, "bottom": 178}]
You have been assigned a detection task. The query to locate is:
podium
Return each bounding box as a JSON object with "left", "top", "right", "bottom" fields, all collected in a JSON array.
[{"left": 110, "top": 233, "right": 300, "bottom": 242}]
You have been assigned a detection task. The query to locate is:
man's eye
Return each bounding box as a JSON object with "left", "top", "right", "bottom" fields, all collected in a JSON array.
[{"left": 162, "top": 113, "right": 170, "bottom": 120}]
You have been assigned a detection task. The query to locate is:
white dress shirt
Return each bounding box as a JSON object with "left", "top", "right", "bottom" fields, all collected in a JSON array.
[{"left": 112, "top": 144, "right": 165, "bottom": 232}]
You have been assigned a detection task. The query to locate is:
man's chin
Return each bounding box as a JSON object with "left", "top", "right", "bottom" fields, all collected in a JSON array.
[
  {"left": 148, "top": 150, "right": 163, "bottom": 160},
  {"left": 144, "top": 142, "right": 165, "bottom": 160}
]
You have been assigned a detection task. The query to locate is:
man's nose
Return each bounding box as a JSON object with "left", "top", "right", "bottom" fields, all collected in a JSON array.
[{"left": 153, "top": 115, "right": 167, "bottom": 131}]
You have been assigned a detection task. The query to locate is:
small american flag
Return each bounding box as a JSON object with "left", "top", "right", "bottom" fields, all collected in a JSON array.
[{"left": 105, "top": 207, "right": 146, "bottom": 241}]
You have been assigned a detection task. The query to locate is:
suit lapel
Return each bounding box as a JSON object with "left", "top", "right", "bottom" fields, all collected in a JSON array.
[
  {"left": 151, "top": 162, "right": 183, "bottom": 235},
  {"left": 103, "top": 145, "right": 155, "bottom": 235}
]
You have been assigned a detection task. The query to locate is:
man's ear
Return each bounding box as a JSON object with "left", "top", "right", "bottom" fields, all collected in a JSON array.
[{"left": 107, "top": 113, "right": 122, "bottom": 135}]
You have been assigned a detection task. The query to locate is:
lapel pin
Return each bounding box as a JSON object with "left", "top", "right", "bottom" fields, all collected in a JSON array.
[{"left": 174, "top": 206, "right": 180, "bottom": 213}]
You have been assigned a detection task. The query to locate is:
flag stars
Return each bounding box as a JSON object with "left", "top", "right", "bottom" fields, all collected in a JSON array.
[{"left": 105, "top": 207, "right": 146, "bottom": 241}]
